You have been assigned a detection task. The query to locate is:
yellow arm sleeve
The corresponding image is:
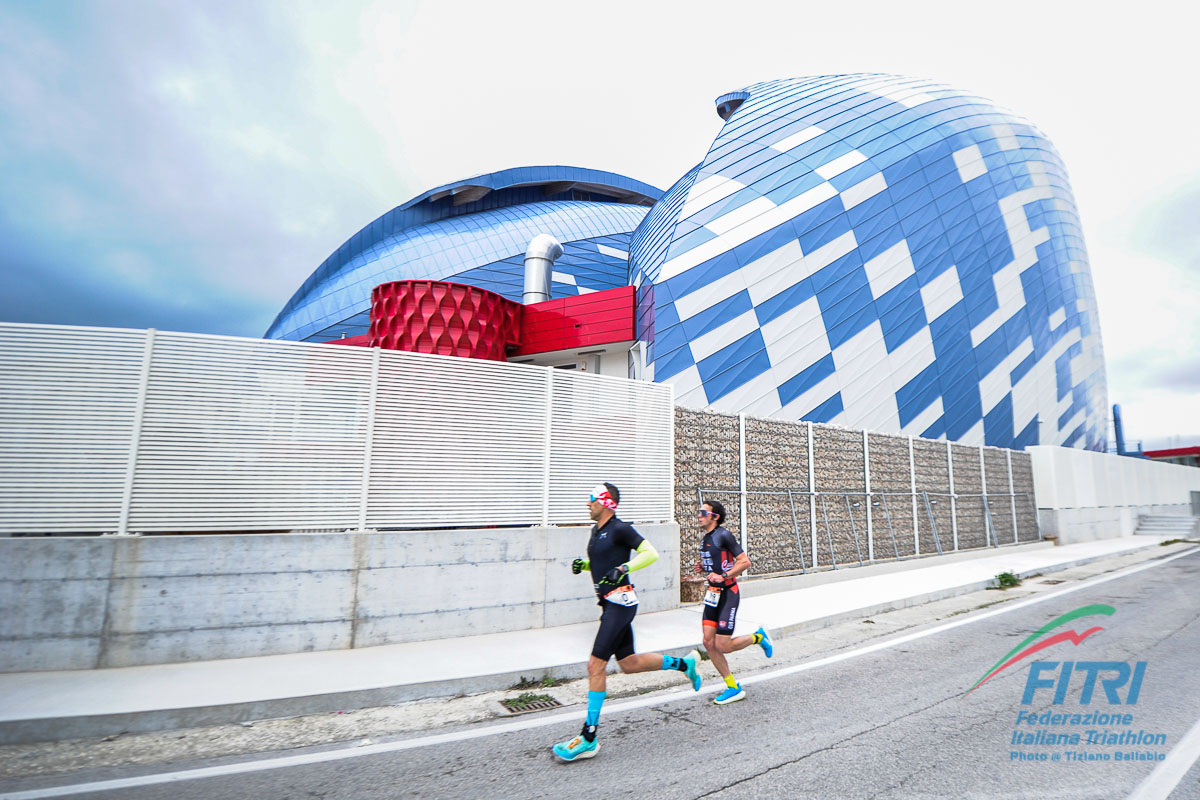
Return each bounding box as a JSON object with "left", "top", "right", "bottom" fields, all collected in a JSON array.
[{"left": 626, "top": 539, "right": 659, "bottom": 572}]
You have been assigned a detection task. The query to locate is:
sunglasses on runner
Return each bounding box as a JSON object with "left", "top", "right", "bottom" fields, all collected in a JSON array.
[{"left": 697, "top": 509, "right": 716, "bottom": 518}]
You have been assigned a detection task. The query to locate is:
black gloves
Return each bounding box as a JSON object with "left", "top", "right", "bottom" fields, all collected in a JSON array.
[
  {"left": 571, "top": 558, "right": 586, "bottom": 575},
  {"left": 599, "top": 564, "right": 628, "bottom": 588}
]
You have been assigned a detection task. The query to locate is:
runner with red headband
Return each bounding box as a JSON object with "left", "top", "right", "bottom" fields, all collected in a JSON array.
[{"left": 552, "top": 482, "right": 701, "bottom": 762}]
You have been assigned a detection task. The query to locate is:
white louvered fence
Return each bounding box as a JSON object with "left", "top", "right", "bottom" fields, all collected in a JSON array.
[{"left": 0, "top": 323, "right": 675, "bottom": 534}]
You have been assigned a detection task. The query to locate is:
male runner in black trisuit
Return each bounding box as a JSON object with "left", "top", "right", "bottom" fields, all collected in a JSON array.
[
  {"left": 694, "top": 499, "right": 773, "bottom": 704},
  {"left": 552, "top": 482, "right": 701, "bottom": 762}
]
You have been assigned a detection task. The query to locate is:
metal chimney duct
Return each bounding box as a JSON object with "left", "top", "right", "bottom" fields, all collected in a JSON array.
[
  {"left": 523, "top": 234, "right": 563, "bottom": 304},
  {"left": 1113, "top": 403, "right": 1127, "bottom": 456}
]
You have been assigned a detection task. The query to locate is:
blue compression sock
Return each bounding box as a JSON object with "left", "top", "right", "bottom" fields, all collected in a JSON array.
[
  {"left": 661, "top": 655, "right": 683, "bottom": 671},
  {"left": 586, "top": 691, "right": 606, "bottom": 726}
]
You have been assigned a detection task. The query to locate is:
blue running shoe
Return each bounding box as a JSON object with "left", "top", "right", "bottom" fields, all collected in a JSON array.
[
  {"left": 714, "top": 684, "right": 746, "bottom": 705},
  {"left": 756, "top": 626, "right": 774, "bottom": 658},
  {"left": 552, "top": 725, "right": 599, "bottom": 762},
  {"left": 683, "top": 649, "right": 702, "bottom": 691}
]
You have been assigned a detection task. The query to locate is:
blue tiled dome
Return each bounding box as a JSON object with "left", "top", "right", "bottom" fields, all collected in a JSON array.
[
  {"left": 267, "top": 166, "right": 660, "bottom": 342},
  {"left": 630, "top": 75, "right": 1106, "bottom": 450}
]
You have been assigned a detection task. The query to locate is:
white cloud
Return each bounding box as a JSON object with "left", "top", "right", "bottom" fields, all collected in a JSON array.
[{"left": 0, "top": 0, "right": 1197, "bottom": 442}]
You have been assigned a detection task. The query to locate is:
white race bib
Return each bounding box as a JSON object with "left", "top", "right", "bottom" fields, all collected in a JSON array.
[
  {"left": 704, "top": 586, "right": 722, "bottom": 607},
  {"left": 604, "top": 585, "right": 638, "bottom": 607}
]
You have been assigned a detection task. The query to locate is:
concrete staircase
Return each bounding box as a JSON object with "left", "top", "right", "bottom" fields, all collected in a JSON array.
[{"left": 1134, "top": 515, "right": 1199, "bottom": 537}]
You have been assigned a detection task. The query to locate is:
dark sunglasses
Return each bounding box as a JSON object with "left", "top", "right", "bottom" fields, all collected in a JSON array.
[{"left": 697, "top": 509, "right": 717, "bottom": 518}]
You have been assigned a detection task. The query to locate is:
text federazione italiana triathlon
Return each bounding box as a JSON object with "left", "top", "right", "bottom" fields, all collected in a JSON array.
[{"left": 1009, "top": 709, "right": 1167, "bottom": 762}]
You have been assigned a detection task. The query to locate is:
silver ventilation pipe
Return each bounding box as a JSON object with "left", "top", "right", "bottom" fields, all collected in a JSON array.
[{"left": 523, "top": 234, "right": 563, "bottom": 304}]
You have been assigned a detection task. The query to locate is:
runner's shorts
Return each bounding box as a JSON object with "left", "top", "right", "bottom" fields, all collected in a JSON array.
[
  {"left": 592, "top": 601, "right": 638, "bottom": 661},
  {"left": 702, "top": 584, "right": 740, "bottom": 634}
]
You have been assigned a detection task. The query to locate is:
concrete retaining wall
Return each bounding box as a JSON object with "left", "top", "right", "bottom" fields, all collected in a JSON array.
[
  {"left": 1036, "top": 504, "right": 1192, "bottom": 544},
  {"left": 1028, "top": 446, "right": 1200, "bottom": 544},
  {"left": 0, "top": 523, "right": 680, "bottom": 673}
]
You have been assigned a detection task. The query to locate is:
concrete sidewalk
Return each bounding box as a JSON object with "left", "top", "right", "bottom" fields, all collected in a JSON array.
[{"left": 0, "top": 535, "right": 1177, "bottom": 745}]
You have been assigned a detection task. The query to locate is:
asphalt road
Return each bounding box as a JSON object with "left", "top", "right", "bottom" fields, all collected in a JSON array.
[{"left": 7, "top": 548, "right": 1200, "bottom": 800}]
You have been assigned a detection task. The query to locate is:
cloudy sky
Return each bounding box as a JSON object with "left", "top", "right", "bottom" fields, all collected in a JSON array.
[{"left": 1, "top": 0, "right": 1195, "bottom": 448}]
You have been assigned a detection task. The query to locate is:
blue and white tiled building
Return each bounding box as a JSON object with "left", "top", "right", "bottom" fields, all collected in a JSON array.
[
  {"left": 633, "top": 75, "right": 1105, "bottom": 451},
  {"left": 269, "top": 75, "right": 1107, "bottom": 451}
]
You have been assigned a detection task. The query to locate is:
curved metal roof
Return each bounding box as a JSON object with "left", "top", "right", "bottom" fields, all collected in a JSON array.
[
  {"left": 266, "top": 199, "right": 648, "bottom": 341},
  {"left": 268, "top": 166, "right": 661, "bottom": 337}
]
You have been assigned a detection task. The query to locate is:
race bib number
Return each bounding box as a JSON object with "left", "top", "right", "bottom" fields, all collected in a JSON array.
[
  {"left": 604, "top": 585, "right": 638, "bottom": 607},
  {"left": 704, "top": 586, "right": 722, "bottom": 607}
]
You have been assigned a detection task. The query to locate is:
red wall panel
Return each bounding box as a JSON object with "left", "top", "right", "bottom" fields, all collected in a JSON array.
[
  {"left": 362, "top": 281, "right": 634, "bottom": 361},
  {"left": 512, "top": 286, "right": 635, "bottom": 356}
]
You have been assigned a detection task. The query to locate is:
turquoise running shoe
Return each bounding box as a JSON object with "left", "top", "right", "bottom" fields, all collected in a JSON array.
[
  {"left": 756, "top": 626, "right": 774, "bottom": 658},
  {"left": 683, "top": 649, "right": 702, "bottom": 691},
  {"left": 552, "top": 725, "right": 599, "bottom": 762},
  {"left": 714, "top": 684, "right": 746, "bottom": 705}
]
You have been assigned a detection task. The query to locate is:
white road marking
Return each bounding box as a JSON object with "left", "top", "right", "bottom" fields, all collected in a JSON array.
[
  {"left": 1126, "top": 713, "right": 1200, "bottom": 800},
  {"left": 4, "top": 547, "right": 1197, "bottom": 800}
]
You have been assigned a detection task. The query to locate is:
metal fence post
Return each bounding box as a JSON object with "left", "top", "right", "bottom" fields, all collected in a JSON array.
[
  {"left": 738, "top": 413, "right": 747, "bottom": 552},
  {"left": 980, "top": 445, "right": 991, "bottom": 547},
  {"left": 786, "top": 489, "right": 807, "bottom": 573},
  {"left": 922, "top": 491, "right": 944, "bottom": 555},
  {"left": 909, "top": 436, "right": 919, "bottom": 556},
  {"left": 820, "top": 493, "right": 838, "bottom": 569},
  {"left": 542, "top": 368, "right": 554, "bottom": 526},
  {"left": 117, "top": 328, "right": 155, "bottom": 536},
  {"left": 358, "top": 347, "right": 381, "bottom": 532},
  {"left": 863, "top": 429, "right": 873, "bottom": 561},
  {"left": 808, "top": 421, "right": 817, "bottom": 567},
  {"left": 845, "top": 494, "right": 865, "bottom": 566},
  {"left": 947, "top": 440, "right": 958, "bottom": 550},
  {"left": 1007, "top": 449, "right": 1018, "bottom": 543}
]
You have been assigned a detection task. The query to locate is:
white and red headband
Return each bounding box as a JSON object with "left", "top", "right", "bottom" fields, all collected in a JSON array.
[{"left": 590, "top": 484, "right": 618, "bottom": 510}]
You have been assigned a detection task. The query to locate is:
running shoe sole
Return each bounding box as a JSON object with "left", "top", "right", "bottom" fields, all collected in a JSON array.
[
  {"left": 553, "top": 742, "right": 599, "bottom": 762},
  {"left": 683, "top": 649, "right": 702, "bottom": 691},
  {"left": 714, "top": 688, "right": 746, "bottom": 705}
]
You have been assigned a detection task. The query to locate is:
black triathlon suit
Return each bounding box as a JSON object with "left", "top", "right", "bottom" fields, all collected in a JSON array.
[
  {"left": 587, "top": 515, "right": 645, "bottom": 661},
  {"left": 700, "top": 525, "right": 744, "bottom": 634}
]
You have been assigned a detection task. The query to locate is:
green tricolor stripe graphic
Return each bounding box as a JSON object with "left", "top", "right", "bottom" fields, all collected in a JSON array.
[{"left": 963, "top": 603, "right": 1115, "bottom": 695}]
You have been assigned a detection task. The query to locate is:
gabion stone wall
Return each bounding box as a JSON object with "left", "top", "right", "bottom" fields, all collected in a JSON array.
[
  {"left": 868, "top": 433, "right": 917, "bottom": 559},
  {"left": 912, "top": 439, "right": 954, "bottom": 554},
  {"left": 1011, "top": 456, "right": 1039, "bottom": 542},
  {"left": 812, "top": 427, "right": 867, "bottom": 567},
  {"left": 744, "top": 417, "right": 811, "bottom": 575},
  {"left": 674, "top": 407, "right": 740, "bottom": 601},
  {"left": 673, "top": 409, "right": 1039, "bottom": 592},
  {"left": 984, "top": 449, "right": 1016, "bottom": 544},
  {"left": 951, "top": 444, "right": 986, "bottom": 550}
]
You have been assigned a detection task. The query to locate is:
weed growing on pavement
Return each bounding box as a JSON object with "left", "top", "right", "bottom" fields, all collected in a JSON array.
[
  {"left": 501, "top": 693, "right": 557, "bottom": 712},
  {"left": 993, "top": 571, "right": 1022, "bottom": 589},
  {"left": 510, "top": 675, "right": 567, "bottom": 690}
]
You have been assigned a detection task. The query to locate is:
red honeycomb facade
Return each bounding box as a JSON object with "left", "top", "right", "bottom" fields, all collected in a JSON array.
[{"left": 368, "top": 281, "right": 522, "bottom": 361}]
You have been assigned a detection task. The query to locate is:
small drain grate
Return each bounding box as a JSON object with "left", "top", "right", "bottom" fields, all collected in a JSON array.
[
  {"left": 501, "top": 695, "right": 562, "bottom": 714},
  {"left": 1040, "top": 579, "right": 1065, "bottom": 585}
]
